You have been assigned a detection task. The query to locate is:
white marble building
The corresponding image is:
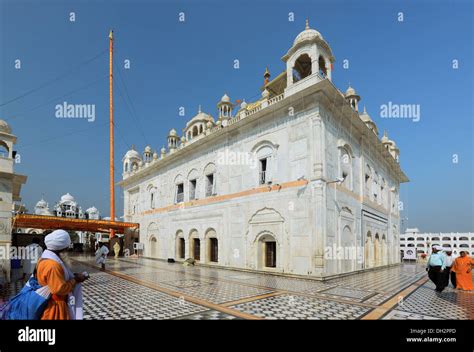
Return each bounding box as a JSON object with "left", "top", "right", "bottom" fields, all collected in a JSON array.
[
  {"left": 0, "top": 119, "right": 27, "bottom": 272},
  {"left": 119, "top": 21, "right": 408, "bottom": 278},
  {"left": 401, "top": 228, "right": 473, "bottom": 260}
]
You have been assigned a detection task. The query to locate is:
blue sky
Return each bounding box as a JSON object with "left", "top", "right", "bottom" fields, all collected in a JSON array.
[{"left": 0, "top": 0, "right": 472, "bottom": 232}]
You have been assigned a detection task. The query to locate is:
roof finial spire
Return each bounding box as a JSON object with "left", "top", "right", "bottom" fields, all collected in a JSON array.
[
  {"left": 305, "top": 18, "right": 310, "bottom": 30},
  {"left": 264, "top": 67, "right": 270, "bottom": 85},
  {"left": 198, "top": 104, "right": 201, "bottom": 113}
]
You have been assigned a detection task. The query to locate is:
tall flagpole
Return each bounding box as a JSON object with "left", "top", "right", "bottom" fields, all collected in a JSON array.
[{"left": 109, "top": 30, "right": 115, "bottom": 238}]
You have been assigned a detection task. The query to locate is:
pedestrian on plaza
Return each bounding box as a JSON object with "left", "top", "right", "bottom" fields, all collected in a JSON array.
[
  {"left": 22, "top": 237, "right": 43, "bottom": 282},
  {"left": 442, "top": 248, "right": 456, "bottom": 288},
  {"left": 95, "top": 242, "right": 109, "bottom": 271},
  {"left": 451, "top": 251, "right": 473, "bottom": 291},
  {"left": 426, "top": 245, "right": 446, "bottom": 292},
  {"left": 37, "top": 229, "right": 88, "bottom": 319}
]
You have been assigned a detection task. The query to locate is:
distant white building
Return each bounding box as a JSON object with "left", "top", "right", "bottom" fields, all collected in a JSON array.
[
  {"left": 21, "top": 194, "right": 101, "bottom": 244},
  {"left": 119, "top": 20, "right": 408, "bottom": 278},
  {"left": 401, "top": 228, "right": 474, "bottom": 260}
]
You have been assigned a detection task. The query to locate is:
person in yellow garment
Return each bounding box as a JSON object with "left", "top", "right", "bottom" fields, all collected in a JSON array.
[
  {"left": 451, "top": 251, "right": 473, "bottom": 291},
  {"left": 37, "top": 230, "right": 88, "bottom": 320}
]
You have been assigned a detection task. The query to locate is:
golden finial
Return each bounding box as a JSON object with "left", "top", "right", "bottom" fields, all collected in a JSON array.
[
  {"left": 264, "top": 67, "right": 270, "bottom": 77},
  {"left": 305, "top": 19, "right": 309, "bottom": 30},
  {"left": 264, "top": 67, "right": 270, "bottom": 85},
  {"left": 109, "top": 30, "right": 113, "bottom": 39}
]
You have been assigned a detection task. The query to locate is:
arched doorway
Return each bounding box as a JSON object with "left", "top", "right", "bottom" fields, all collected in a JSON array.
[
  {"left": 175, "top": 230, "right": 185, "bottom": 260},
  {"left": 258, "top": 233, "right": 277, "bottom": 269},
  {"left": 205, "top": 229, "right": 218, "bottom": 263},
  {"left": 149, "top": 236, "right": 158, "bottom": 258},
  {"left": 189, "top": 230, "right": 200, "bottom": 261}
]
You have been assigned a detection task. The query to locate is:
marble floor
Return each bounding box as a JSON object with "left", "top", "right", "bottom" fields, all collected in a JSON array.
[{"left": 0, "top": 255, "right": 472, "bottom": 320}]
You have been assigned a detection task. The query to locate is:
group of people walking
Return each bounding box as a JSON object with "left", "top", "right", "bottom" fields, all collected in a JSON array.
[{"left": 426, "top": 245, "right": 473, "bottom": 292}]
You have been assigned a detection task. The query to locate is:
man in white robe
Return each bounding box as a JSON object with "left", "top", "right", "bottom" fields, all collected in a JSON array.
[{"left": 95, "top": 242, "right": 109, "bottom": 270}]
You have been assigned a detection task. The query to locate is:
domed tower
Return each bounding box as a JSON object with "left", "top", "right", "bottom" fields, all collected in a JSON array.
[
  {"left": 185, "top": 106, "right": 214, "bottom": 140},
  {"left": 345, "top": 85, "right": 360, "bottom": 112},
  {"left": 122, "top": 146, "right": 142, "bottom": 178},
  {"left": 381, "top": 131, "right": 391, "bottom": 150},
  {"left": 167, "top": 128, "right": 179, "bottom": 153},
  {"left": 217, "top": 93, "right": 233, "bottom": 121},
  {"left": 282, "top": 19, "right": 335, "bottom": 97},
  {"left": 85, "top": 206, "right": 100, "bottom": 220},
  {"left": 388, "top": 139, "right": 400, "bottom": 162},
  {"left": 143, "top": 145, "right": 152, "bottom": 164},
  {"left": 34, "top": 198, "right": 53, "bottom": 216},
  {"left": 359, "top": 107, "right": 379, "bottom": 136}
]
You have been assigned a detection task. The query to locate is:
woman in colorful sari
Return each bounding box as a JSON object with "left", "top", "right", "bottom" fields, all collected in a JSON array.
[{"left": 451, "top": 251, "right": 473, "bottom": 291}]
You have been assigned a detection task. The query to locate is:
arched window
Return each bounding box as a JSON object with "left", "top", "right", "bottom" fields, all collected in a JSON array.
[
  {"left": 192, "top": 125, "right": 198, "bottom": 137},
  {"left": 0, "top": 141, "right": 9, "bottom": 158},
  {"left": 318, "top": 56, "right": 327, "bottom": 77},
  {"left": 339, "top": 145, "right": 353, "bottom": 190},
  {"left": 364, "top": 164, "right": 372, "bottom": 198},
  {"left": 252, "top": 141, "right": 278, "bottom": 186},
  {"left": 292, "top": 54, "right": 312, "bottom": 82},
  {"left": 124, "top": 162, "right": 129, "bottom": 172},
  {"left": 199, "top": 124, "right": 203, "bottom": 134}
]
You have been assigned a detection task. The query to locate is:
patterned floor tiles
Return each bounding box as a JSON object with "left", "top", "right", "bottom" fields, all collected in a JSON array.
[
  {"left": 79, "top": 270, "right": 207, "bottom": 320},
  {"left": 230, "top": 294, "right": 371, "bottom": 320},
  {"left": 317, "top": 287, "right": 376, "bottom": 302},
  {"left": 175, "top": 310, "right": 241, "bottom": 320},
  {"left": 383, "top": 310, "right": 441, "bottom": 320},
  {"left": 393, "top": 281, "right": 474, "bottom": 320},
  {"left": 159, "top": 281, "right": 274, "bottom": 304}
]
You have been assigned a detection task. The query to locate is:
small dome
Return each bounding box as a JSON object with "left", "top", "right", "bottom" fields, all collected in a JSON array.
[
  {"left": 169, "top": 128, "right": 177, "bottom": 136},
  {"left": 153, "top": 151, "right": 158, "bottom": 159},
  {"left": 144, "top": 145, "right": 152, "bottom": 153},
  {"left": 381, "top": 131, "right": 390, "bottom": 144},
  {"left": 60, "top": 193, "right": 75, "bottom": 203},
  {"left": 241, "top": 100, "right": 248, "bottom": 109},
  {"left": 124, "top": 147, "right": 141, "bottom": 160},
  {"left": 161, "top": 147, "right": 166, "bottom": 153},
  {"left": 86, "top": 206, "right": 98, "bottom": 213},
  {"left": 186, "top": 111, "right": 214, "bottom": 128},
  {"left": 0, "top": 120, "right": 12, "bottom": 134},
  {"left": 345, "top": 86, "right": 357, "bottom": 97},
  {"left": 36, "top": 198, "right": 47, "bottom": 208},
  {"left": 359, "top": 106, "right": 373, "bottom": 123},
  {"left": 221, "top": 93, "right": 231, "bottom": 103}
]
